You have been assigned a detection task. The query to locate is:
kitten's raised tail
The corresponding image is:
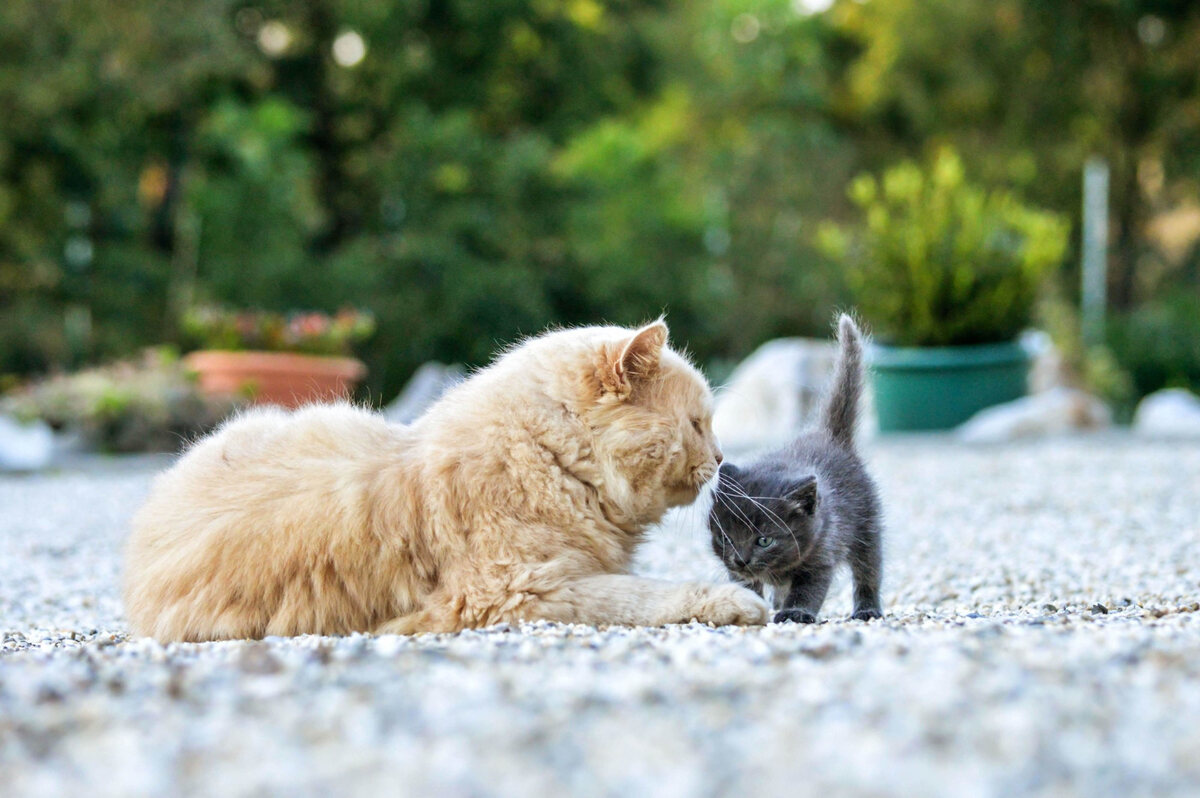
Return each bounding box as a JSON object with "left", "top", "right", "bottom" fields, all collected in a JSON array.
[{"left": 821, "top": 314, "right": 864, "bottom": 449}]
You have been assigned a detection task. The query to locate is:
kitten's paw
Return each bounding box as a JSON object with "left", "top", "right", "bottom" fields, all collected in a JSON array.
[
  {"left": 850, "top": 607, "right": 883, "bottom": 622},
  {"left": 691, "top": 584, "right": 770, "bottom": 626},
  {"left": 773, "top": 608, "right": 818, "bottom": 624}
]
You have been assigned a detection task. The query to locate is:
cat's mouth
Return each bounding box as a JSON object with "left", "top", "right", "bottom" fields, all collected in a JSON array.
[
  {"left": 691, "top": 461, "right": 720, "bottom": 489},
  {"left": 666, "top": 461, "right": 720, "bottom": 507}
]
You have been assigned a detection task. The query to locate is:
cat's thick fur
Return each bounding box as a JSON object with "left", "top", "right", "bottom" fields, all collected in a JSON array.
[
  {"left": 708, "top": 315, "right": 883, "bottom": 623},
  {"left": 125, "top": 322, "right": 770, "bottom": 642}
]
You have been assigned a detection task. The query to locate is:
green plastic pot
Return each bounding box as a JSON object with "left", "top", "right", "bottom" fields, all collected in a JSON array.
[{"left": 869, "top": 341, "right": 1030, "bottom": 432}]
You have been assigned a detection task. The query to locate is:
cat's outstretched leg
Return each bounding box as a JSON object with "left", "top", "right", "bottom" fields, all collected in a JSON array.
[
  {"left": 375, "top": 609, "right": 454, "bottom": 635},
  {"left": 373, "top": 575, "right": 769, "bottom": 634},
  {"left": 775, "top": 566, "right": 833, "bottom": 624},
  {"left": 738, "top": 579, "right": 764, "bottom": 598},
  {"left": 533, "top": 574, "right": 770, "bottom": 627},
  {"left": 848, "top": 522, "right": 884, "bottom": 621}
]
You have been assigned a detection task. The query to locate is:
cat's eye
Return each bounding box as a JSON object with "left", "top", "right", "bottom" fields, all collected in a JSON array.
[
  {"left": 755, "top": 536, "right": 774, "bottom": 548},
  {"left": 690, "top": 417, "right": 703, "bottom": 433}
]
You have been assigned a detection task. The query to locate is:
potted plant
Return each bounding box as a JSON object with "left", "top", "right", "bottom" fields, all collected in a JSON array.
[
  {"left": 182, "top": 306, "right": 375, "bottom": 408},
  {"left": 819, "top": 149, "right": 1069, "bottom": 431}
]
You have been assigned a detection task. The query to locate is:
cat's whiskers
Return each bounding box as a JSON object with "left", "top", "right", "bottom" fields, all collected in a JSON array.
[
  {"left": 721, "top": 479, "right": 793, "bottom": 533},
  {"left": 718, "top": 479, "right": 801, "bottom": 551},
  {"left": 713, "top": 487, "right": 797, "bottom": 559},
  {"left": 725, "top": 484, "right": 796, "bottom": 543},
  {"left": 708, "top": 503, "right": 738, "bottom": 567},
  {"left": 712, "top": 488, "right": 758, "bottom": 535},
  {"left": 712, "top": 488, "right": 805, "bottom": 576},
  {"left": 725, "top": 479, "right": 826, "bottom": 568}
]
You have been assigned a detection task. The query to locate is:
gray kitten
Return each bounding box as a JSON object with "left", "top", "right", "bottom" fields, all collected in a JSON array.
[{"left": 708, "top": 315, "right": 883, "bottom": 623}]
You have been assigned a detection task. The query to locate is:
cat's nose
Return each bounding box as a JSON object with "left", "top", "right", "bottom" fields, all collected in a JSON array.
[{"left": 713, "top": 446, "right": 724, "bottom": 466}]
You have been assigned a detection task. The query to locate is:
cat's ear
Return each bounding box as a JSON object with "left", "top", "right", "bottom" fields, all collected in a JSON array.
[
  {"left": 602, "top": 320, "right": 667, "bottom": 398},
  {"left": 784, "top": 475, "right": 819, "bottom": 516}
]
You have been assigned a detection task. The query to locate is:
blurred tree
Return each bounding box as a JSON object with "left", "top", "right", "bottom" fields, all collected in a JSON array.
[
  {"left": 825, "top": 0, "right": 1200, "bottom": 309},
  {"left": 0, "top": 0, "right": 248, "bottom": 372},
  {"left": 2, "top": 0, "right": 1199, "bottom": 401}
]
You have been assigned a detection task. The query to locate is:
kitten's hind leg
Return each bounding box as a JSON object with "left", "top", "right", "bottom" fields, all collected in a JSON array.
[
  {"left": 848, "top": 522, "right": 884, "bottom": 621},
  {"left": 775, "top": 567, "right": 833, "bottom": 624}
]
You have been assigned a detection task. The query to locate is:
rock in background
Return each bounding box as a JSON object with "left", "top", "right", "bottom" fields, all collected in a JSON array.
[
  {"left": 0, "top": 415, "right": 53, "bottom": 472},
  {"left": 956, "top": 387, "right": 1112, "bottom": 444},
  {"left": 956, "top": 332, "right": 1112, "bottom": 443},
  {"left": 383, "top": 362, "right": 465, "bottom": 424},
  {"left": 1133, "top": 389, "right": 1200, "bottom": 439},
  {"left": 712, "top": 338, "right": 876, "bottom": 455}
]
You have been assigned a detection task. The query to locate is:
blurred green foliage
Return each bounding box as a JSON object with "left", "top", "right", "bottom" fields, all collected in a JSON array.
[
  {"left": 1, "top": 0, "right": 1199, "bottom": 399},
  {"left": 820, "top": 149, "right": 1069, "bottom": 346},
  {"left": 1108, "top": 291, "right": 1200, "bottom": 398}
]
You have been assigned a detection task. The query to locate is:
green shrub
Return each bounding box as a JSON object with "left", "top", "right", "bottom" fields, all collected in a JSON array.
[
  {"left": 1107, "top": 292, "right": 1200, "bottom": 399},
  {"left": 1, "top": 348, "right": 242, "bottom": 453},
  {"left": 818, "top": 149, "right": 1069, "bottom": 347}
]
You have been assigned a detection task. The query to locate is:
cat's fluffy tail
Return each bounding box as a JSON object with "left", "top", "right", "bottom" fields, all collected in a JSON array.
[{"left": 821, "top": 314, "right": 864, "bottom": 449}]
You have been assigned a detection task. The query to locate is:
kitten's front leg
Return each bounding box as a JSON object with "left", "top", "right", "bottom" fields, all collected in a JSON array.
[
  {"left": 774, "top": 567, "right": 833, "bottom": 624},
  {"left": 536, "top": 575, "right": 770, "bottom": 627}
]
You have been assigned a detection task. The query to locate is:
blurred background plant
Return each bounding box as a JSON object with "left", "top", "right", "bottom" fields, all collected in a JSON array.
[
  {"left": 818, "top": 149, "right": 1069, "bottom": 347},
  {"left": 182, "top": 306, "right": 375, "bottom": 357},
  {"left": 1, "top": 349, "right": 242, "bottom": 452},
  {"left": 1108, "top": 292, "right": 1200, "bottom": 399},
  {"left": 1, "top": 0, "right": 1198, "bottom": 412}
]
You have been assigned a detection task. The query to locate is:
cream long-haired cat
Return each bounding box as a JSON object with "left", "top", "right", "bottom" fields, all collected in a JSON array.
[{"left": 124, "top": 321, "right": 769, "bottom": 641}]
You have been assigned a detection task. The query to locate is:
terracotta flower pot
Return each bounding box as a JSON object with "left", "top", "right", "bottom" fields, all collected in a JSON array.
[{"left": 184, "top": 350, "right": 366, "bottom": 408}]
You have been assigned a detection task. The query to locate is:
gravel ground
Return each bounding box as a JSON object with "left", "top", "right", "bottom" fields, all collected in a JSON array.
[{"left": 2, "top": 435, "right": 1199, "bottom": 797}]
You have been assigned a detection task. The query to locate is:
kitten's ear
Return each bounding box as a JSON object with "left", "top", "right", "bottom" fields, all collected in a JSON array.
[
  {"left": 785, "top": 475, "right": 819, "bottom": 516},
  {"left": 602, "top": 320, "right": 667, "bottom": 398}
]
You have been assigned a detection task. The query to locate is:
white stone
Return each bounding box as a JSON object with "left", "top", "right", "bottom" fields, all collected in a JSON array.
[
  {"left": 712, "top": 337, "right": 873, "bottom": 455},
  {"left": 0, "top": 414, "right": 53, "bottom": 471},
  {"left": 956, "top": 387, "right": 1111, "bottom": 444},
  {"left": 1133, "top": 388, "right": 1200, "bottom": 439},
  {"left": 382, "top": 362, "right": 464, "bottom": 424}
]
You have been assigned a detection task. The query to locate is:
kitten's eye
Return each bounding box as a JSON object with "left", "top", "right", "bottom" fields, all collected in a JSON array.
[{"left": 755, "top": 536, "right": 774, "bottom": 548}]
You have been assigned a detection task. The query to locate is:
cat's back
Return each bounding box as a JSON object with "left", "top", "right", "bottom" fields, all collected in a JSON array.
[
  {"left": 124, "top": 403, "right": 414, "bottom": 640},
  {"left": 782, "top": 431, "right": 879, "bottom": 515},
  {"left": 214, "top": 402, "right": 399, "bottom": 463},
  {"left": 134, "top": 403, "right": 402, "bottom": 530}
]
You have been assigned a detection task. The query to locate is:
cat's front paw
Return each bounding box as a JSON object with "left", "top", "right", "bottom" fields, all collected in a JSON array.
[
  {"left": 850, "top": 607, "right": 883, "bottom": 622},
  {"left": 773, "top": 608, "right": 818, "bottom": 624},
  {"left": 690, "top": 584, "right": 770, "bottom": 626}
]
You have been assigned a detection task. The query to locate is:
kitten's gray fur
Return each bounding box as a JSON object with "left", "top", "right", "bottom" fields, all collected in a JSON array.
[{"left": 708, "top": 314, "right": 884, "bottom": 623}]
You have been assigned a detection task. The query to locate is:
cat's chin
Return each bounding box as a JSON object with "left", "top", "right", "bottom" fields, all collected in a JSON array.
[{"left": 665, "top": 483, "right": 704, "bottom": 508}]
